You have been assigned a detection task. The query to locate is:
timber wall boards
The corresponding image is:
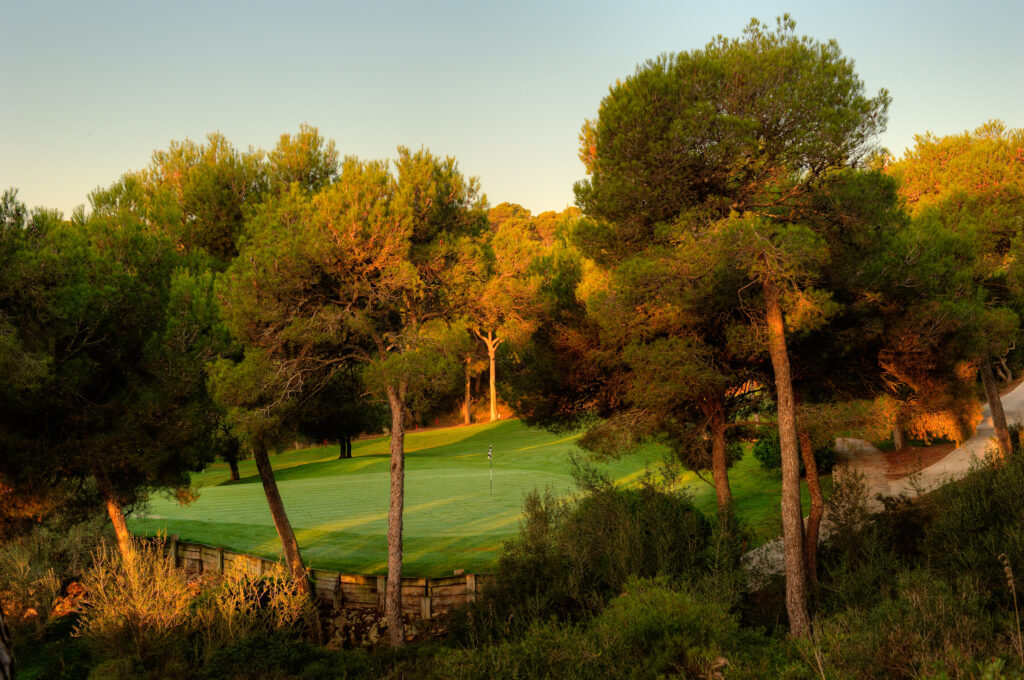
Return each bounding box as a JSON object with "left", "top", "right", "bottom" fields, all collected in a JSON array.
[{"left": 159, "top": 536, "right": 488, "bottom": 620}]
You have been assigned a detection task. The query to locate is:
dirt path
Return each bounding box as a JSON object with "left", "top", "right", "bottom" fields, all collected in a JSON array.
[
  {"left": 837, "top": 379, "right": 1024, "bottom": 509},
  {"left": 744, "top": 380, "right": 1024, "bottom": 580}
]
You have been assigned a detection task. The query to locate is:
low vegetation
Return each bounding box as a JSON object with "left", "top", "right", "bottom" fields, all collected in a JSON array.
[{"left": 5, "top": 445, "right": 1024, "bottom": 678}]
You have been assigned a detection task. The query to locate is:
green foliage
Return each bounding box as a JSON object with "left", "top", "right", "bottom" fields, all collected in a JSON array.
[
  {"left": 575, "top": 15, "right": 889, "bottom": 234},
  {"left": 213, "top": 146, "right": 485, "bottom": 448},
  {"left": 0, "top": 190, "right": 217, "bottom": 525},
  {"left": 196, "top": 631, "right": 417, "bottom": 680},
  {"left": 921, "top": 450, "right": 1024, "bottom": 599},
  {"left": 452, "top": 470, "right": 719, "bottom": 643},
  {"left": 267, "top": 124, "right": 339, "bottom": 194},
  {"left": 751, "top": 429, "right": 835, "bottom": 473},
  {"left": 434, "top": 579, "right": 739, "bottom": 680},
  {"left": 809, "top": 570, "right": 1004, "bottom": 679},
  {"left": 91, "top": 132, "right": 267, "bottom": 263},
  {"left": 0, "top": 514, "right": 110, "bottom": 639}
]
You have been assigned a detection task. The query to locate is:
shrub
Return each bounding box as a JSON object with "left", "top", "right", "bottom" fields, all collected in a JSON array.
[
  {"left": 73, "top": 541, "right": 195, "bottom": 662},
  {"left": 194, "top": 560, "right": 318, "bottom": 652},
  {"left": 454, "top": 471, "right": 715, "bottom": 643},
  {"left": 433, "top": 579, "right": 739, "bottom": 680},
  {"left": 73, "top": 539, "right": 317, "bottom": 668},
  {"left": 752, "top": 429, "right": 835, "bottom": 473},
  {"left": 198, "top": 631, "right": 394, "bottom": 680},
  {"left": 921, "top": 448, "right": 1024, "bottom": 599},
  {"left": 809, "top": 569, "right": 1007, "bottom": 679},
  {"left": 0, "top": 513, "right": 110, "bottom": 638}
]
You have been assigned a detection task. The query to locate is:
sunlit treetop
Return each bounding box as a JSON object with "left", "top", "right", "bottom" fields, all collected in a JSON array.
[{"left": 575, "top": 15, "right": 890, "bottom": 250}]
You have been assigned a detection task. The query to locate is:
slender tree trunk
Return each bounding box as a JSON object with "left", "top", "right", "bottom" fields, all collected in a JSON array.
[
  {"left": 709, "top": 399, "right": 733, "bottom": 522},
  {"left": 463, "top": 358, "right": 472, "bottom": 426},
  {"left": 253, "top": 438, "right": 311, "bottom": 596},
  {"left": 0, "top": 599, "right": 13, "bottom": 680},
  {"left": 346, "top": 436, "right": 352, "bottom": 459},
  {"left": 981, "top": 355, "right": 1012, "bottom": 458},
  {"left": 893, "top": 425, "right": 906, "bottom": 451},
  {"left": 798, "top": 429, "right": 824, "bottom": 586},
  {"left": 96, "top": 472, "right": 134, "bottom": 561},
  {"left": 338, "top": 435, "right": 352, "bottom": 460},
  {"left": 487, "top": 331, "right": 499, "bottom": 422},
  {"left": 385, "top": 383, "right": 407, "bottom": 647},
  {"left": 227, "top": 456, "right": 241, "bottom": 482},
  {"left": 764, "top": 280, "right": 811, "bottom": 636}
]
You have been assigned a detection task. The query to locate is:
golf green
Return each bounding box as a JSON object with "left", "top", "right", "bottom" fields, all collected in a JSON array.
[{"left": 129, "top": 419, "right": 826, "bottom": 576}]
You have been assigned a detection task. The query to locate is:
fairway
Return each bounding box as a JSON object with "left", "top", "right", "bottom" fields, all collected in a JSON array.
[{"left": 130, "top": 419, "right": 826, "bottom": 576}]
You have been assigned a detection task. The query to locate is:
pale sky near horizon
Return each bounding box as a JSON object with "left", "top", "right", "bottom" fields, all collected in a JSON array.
[{"left": 2, "top": 0, "right": 1022, "bottom": 218}]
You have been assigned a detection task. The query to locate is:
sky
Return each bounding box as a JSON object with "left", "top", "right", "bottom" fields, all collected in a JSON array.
[{"left": 2, "top": 0, "right": 1022, "bottom": 217}]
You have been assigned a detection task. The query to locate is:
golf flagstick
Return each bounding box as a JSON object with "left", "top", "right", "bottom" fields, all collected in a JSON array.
[{"left": 488, "top": 444, "right": 493, "bottom": 495}]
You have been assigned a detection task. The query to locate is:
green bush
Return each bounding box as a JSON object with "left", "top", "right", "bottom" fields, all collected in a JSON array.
[
  {"left": 809, "top": 569, "right": 1009, "bottom": 679},
  {"left": 921, "top": 447, "right": 1024, "bottom": 599},
  {"left": 752, "top": 429, "right": 835, "bottom": 473},
  {"left": 433, "top": 578, "right": 739, "bottom": 680},
  {"left": 452, "top": 470, "right": 715, "bottom": 644},
  {"left": 198, "top": 631, "right": 401, "bottom": 680},
  {"left": 448, "top": 465, "right": 736, "bottom": 649}
]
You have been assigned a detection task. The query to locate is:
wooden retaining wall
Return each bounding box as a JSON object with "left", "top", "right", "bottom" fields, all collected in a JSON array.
[{"left": 160, "top": 536, "right": 488, "bottom": 619}]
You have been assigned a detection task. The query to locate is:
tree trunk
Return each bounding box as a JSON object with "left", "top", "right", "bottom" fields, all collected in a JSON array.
[
  {"left": 0, "top": 600, "right": 13, "bottom": 680},
  {"left": 764, "top": 280, "right": 811, "bottom": 636},
  {"left": 253, "top": 439, "right": 311, "bottom": 596},
  {"left": 980, "top": 355, "right": 1012, "bottom": 458},
  {"left": 346, "top": 436, "right": 352, "bottom": 459},
  {"left": 463, "top": 358, "right": 472, "bottom": 426},
  {"left": 487, "top": 331, "right": 498, "bottom": 422},
  {"left": 709, "top": 399, "right": 733, "bottom": 523},
  {"left": 798, "top": 429, "right": 824, "bottom": 586},
  {"left": 227, "top": 456, "right": 241, "bottom": 482},
  {"left": 338, "top": 435, "right": 352, "bottom": 460},
  {"left": 96, "top": 472, "right": 134, "bottom": 561},
  {"left": 384, "top": 383, "right": 407, "bottom": 647},
  {"left": 893, "top": 425, "right": 906, "bottom": 451}
]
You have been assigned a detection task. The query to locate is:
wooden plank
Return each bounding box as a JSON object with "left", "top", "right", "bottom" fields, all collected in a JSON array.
[
  {"left": 333, "top": 581, "right": 343, "bottom": 610},
  {"left": 431, "top": 594, "right": 469, "bottom": 607},
  {"left": 466, "top": 574, "right": 477, "bottom": 602},
  {"left": 428, "top": 575, "right": 467, "bottom": 588},
  {"left": 400, "top": 577, "right": 428, "bottom": 587},
  {"left": 312, "top": 569, "right": 339, "bottom": 582},
  {"left": 420, "top": 595, "right": 432, "bottom": 619},
  {"left": 430, "top": 584, "right": 468, "bottom": 598},
  {"left": 342, "top": 581, "right": 378, "bottom": 602},
  {"left": 376, "top": 575, "right": 386, "bottom": 612},
  {"left": 338, "top": 573, "right": 377, "bottom": 586}
]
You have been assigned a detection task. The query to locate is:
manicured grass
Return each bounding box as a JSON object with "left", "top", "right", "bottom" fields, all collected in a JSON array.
[{"left": 130, "top": 419, "right": 827, "bottom": 576}]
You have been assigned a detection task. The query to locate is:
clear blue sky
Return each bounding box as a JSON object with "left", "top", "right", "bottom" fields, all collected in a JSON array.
[{"left": 2, "top": 0, "right": 1022, "bottom": 217}]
